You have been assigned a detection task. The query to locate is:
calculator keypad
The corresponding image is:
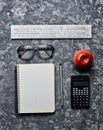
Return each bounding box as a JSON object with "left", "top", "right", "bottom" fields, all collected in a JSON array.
[{"left": 71, "top": 87, "right": 89, "bottom": 108}]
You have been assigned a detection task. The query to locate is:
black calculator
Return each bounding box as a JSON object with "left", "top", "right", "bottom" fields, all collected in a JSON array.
[{"left": 71, "top": 75, "right": 90, "bottom": 109}]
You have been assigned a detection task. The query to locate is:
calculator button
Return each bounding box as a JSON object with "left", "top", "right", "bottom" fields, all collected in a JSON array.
[
  {"left": 81, "top": 92, "right": 83, "bottom": 95},
  {"left": 86, "top": 104, "right": 88, "bottom": 107},
  {"left": 73, "top": 104, "right": 76, "bottom": 106}
]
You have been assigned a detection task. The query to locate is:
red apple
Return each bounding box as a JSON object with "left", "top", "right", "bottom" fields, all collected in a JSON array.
[{"left": 73, "top": 50, "right": 93, "bottom": 71}]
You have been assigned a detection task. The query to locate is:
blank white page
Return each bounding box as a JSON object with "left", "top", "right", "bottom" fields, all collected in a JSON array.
[{"left": 17, "top": 63, "right": 55, "bottom": 113}]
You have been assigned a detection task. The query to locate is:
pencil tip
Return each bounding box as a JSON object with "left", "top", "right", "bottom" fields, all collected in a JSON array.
[
  {"left": 61, "top": 104, "right": 63, "bottom": 108},
  {"left": 59, "top": 63, "right": 62, "bottom": 66}
]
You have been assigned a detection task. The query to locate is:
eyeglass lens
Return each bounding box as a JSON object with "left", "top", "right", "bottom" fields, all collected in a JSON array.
[
  {"left": 38, "top": 45, "right": 54, "bottom": 59},
  {"left": 17, "top": 45, "right": 34, "bottom": 60}
]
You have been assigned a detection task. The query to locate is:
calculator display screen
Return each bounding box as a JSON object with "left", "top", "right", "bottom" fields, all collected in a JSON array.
[{"left": 73, "top": 82, "right": 88, "bottom": 87}]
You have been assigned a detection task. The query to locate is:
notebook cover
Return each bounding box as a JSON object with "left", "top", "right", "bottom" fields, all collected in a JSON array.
[{"left": 16, "top": 63, "right": 55, "bottom": 113}]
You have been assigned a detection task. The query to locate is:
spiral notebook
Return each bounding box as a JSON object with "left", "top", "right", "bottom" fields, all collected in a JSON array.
[{"left": 16, "top": 63, "right": 55, "bottom": 114}]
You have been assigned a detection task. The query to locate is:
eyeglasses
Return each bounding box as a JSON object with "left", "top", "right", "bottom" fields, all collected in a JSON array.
[{"left": 17, "top": 45, "right": 54, "bottom": 60}]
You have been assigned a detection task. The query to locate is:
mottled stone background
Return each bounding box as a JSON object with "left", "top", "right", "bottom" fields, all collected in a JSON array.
[{"left": 0, "top": 0, "right": 103, "bottom": 130}]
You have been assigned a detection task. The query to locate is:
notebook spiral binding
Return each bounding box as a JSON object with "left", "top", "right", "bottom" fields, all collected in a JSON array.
[{"left": 17, "top": 65, "right": 20, "bottom": 113}]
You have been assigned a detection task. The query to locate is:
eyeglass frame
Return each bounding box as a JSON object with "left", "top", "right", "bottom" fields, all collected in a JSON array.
[{"left": 17, "top": 44, "right": 55, "bottom": 60}]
